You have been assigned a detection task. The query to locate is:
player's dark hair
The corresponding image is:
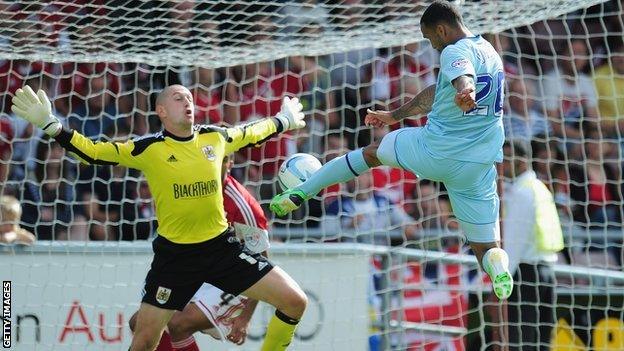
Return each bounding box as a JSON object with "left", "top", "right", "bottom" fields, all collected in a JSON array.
[{"left": 420, "top": 1, "right": 464, "bottom": 28}]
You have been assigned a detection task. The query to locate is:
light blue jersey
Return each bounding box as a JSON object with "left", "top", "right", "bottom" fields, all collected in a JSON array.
[
  {"left": 292, "top": 35, "right": 506, "bottom": 242},
  {"left": 422, "top": 35, "right": 505, "bottom": 164}
]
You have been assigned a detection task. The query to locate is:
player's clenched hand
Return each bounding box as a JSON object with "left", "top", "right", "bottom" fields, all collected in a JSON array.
[
  {"left": 275, "top": 96, "right": 305, "bottom": 131},
  {"left": 11, "top": 85, "right": 62, "bottom": 136},
  {"left": 226, "top": 315, "right": 250, "bottom": 345},
  {"left": 454, "top": 87, "right": 477, "bottom": 112},
  {"left": 365, "top": 109, "right": 396, "bottom": 128}
]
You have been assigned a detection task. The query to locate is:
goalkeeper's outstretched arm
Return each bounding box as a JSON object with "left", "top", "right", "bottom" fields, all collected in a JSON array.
[
  {"left": 222, "top": 96, "right": 305, "bottom": 154},
  {"left": 11, "top": 85, "right": 143, "bottom": 169},
  {"left": 11, "top": 85, "right": 305, "bottom": 169}
]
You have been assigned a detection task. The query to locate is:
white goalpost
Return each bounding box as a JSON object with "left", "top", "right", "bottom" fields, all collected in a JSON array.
[{"left": 1, "top": 0, "right": 623, "bottom": 350}]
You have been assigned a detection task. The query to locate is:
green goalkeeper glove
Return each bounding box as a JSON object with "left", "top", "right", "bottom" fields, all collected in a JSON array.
[
  {"left": 274, "top": 96, "right": 305, "bottom": 131},
  {"left": 11, "top": 85, "right": 62, "bottom": 136}
]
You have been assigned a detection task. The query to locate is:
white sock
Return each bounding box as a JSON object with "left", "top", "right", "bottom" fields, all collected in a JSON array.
[{"left": 482, "top": 247, "right": 509, "bottom": 277}]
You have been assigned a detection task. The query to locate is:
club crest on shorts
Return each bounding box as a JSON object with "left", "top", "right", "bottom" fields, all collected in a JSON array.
[
  {"left": 202, "top": 145, "right": 216, "bottom": 161},
  {"left": 156, "top": 286, "right": 171, "bottom": 304},
  {"left": 245, "top": 232, "right": 260, "bottom": 247}
]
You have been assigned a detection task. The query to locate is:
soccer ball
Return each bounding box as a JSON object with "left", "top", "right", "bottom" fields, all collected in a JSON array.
[{"left": 278, "top": 153, "right": 322, "bottom": 190}]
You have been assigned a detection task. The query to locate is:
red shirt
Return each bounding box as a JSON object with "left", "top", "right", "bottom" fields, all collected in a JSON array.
[
  {"left": 222, "top": 175, "right": 268, "bottom": 230},
  {"left": 194, "top": 91, "right": 222, "bottom": 125},
  {"left": 58, "top": 62, "right": 122, "bottom": 109},
  {"left": 371, "top": 167, "right": 418, "bottom": 203},
  {"left": 387, "top": 56, "right": 432, "bottom": 105},
  {"left": 588, "top": 179, "right": 613, "bottom": 207}
]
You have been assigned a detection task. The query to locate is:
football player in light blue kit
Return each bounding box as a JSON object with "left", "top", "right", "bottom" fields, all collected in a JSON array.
[{"left": 271, "top": 1, "right": 513, "bottom": 299}]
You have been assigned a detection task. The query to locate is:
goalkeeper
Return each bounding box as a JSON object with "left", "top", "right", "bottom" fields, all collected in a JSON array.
[
  {"left": 11, "top": 84, "right": 307, "bottom": 351},
  {"left": 128, "top": 155, "right": 272, "bottom": 350}
]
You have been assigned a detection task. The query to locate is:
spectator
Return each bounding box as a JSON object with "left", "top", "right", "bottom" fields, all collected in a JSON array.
[
  {"left": 61, "top": 13, "right": 128, "bottom": 118},
  {"left": 121, "top": 180, "right": 157, "bottom": 241},
  {"left": 529, "top": 138, "right": 573, "bottom": 219},
  {"left": 328, "top": 0, "right": 376, "bottom": 148},
  {"left": 594, "top": 39, "right": 624, "bottom": 138},
  {"left": 0, "top": 8, "right": 69, "bottom": 113},
  {"left": 0, "top": 195, "right": 36, "bottom": 245},
  {"left": 67, "top": 74, "right": 128, "bottom": 138},
  {"left": 503, "top": 79, "right": 550, "bottom": 143},
  {"left": 0, "top": 58, "right": 56, "bottom": 115},
  {"left": 324, "top": 172, "right": 419, "bottom": 245},
  {"left": 191, "top": 66, "right": 223, "bottom": 125},
  {"left": 279, "top": 0, "right": 329, "bottom": 37},
  {"left": 407, "top": 180, "right": 459, "bottom": 231},
  {"left": 288, "top": 55, "right": 338, "bottom": 156},
  {"left": 57, "top": 61, "right": 123, "bottom": 116},
  {"left": 371, "top": 44, "right": 435, "bottom": 130},
  {"left": 20, "top": 137, "right": 85, "bottom": 240},
  {"left": 323, "top": 133, "right": 350, "bottom": 162},
  {"left": 75, "top": 125, "right": 140, "bottom": 241},
  {"left": 368, "top": 122, "right": 418, "bottom": 204},
  {"left": 540, "top": 39, "right": 598, "bottom": 145},
  {"left": 167, "top": 0, "right": 199, "bottom": 49},
  {"left": 65, "top": 5, "right": 112, "bottom": 56},
  {"left": 371, "top": 164, "right": 417, "bottom": 205},
  {"left": 0, "top": 117, "right": 12, "bottom": 190},
  {"left": 224, "top": 61, "right": 299, "bottom": 126},
  {"left": 530, "top": 138, "right": 560, "bottom": 186},
  {"left": 568, "top": 124, "right": 622, "bottom": 227},
  {"left": 6, "top": 71, "right": 56, "bottom": 184},
  {"left": 224, "top": 61, "right": 301, "bottom": 203},
  {"left": 9, "top": 2, "right": 76, "bottom": 51},
  {"left": 502, "top": 141, "right": 563, "bottom": 351},
  {"left": 484, "top": 32, "right": 520, "bottom": 77},
  {"left": 76, "top": 164, "right": 127, "bottom": 241}
]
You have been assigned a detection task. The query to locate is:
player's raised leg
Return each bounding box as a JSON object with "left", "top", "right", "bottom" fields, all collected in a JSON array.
[
  {"left": 270, "top": 147, "right": 375, "bottom": 216},
  {"left": 270, "top": 135, "right": 397, "bottom": 217},
  {"left": 240, "top": 266, "right": 308, "bottom": 351}
]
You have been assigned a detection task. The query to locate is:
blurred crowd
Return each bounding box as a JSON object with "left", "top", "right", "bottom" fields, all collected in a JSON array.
[{"left": 0, "top": 0, "right": 622, "bottom": 267}]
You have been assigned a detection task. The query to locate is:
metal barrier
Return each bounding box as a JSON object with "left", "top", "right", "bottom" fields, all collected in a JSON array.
[
  {"left": 1, "top": 241, "right": 622, "bottom": 350},
  {"left": 270, "top": 225, "right": 624, "bottom": 242}
]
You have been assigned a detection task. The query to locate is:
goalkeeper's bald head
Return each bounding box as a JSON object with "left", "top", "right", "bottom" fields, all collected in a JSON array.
[
  {"left": 154, "top": 84, "right": 195, "bottom": 131},
  {"left": 156, "top": 84, "right": 178, "bottom": 107}
]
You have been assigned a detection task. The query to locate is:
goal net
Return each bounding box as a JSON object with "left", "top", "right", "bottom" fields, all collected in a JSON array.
[{"left": 1, "top": 0, "right": 623, "bottom": 350}]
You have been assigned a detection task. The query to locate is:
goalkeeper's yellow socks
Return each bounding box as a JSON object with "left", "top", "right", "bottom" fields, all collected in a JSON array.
[
  {"left": 260, "top": 310, "right": 300, "bottom": 351},
  {"left": 482, "top": 247, "right": 514, "bottom": 300}
]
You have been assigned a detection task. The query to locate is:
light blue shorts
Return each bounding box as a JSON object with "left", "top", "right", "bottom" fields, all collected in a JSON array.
[{"left": 377, "top": 127, "right": 500, "bottom": 243}]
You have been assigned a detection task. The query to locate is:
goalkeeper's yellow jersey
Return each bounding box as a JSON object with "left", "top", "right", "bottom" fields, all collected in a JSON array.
[{"left": 55, "top": 119, "right": 279, "bottom": 244}]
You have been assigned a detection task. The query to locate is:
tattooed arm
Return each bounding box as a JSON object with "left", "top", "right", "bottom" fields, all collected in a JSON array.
[
  {"left": 390, "top": 84, "right": 437, "bottom": 121},
  {"left": 364, "top": 84, "right": 436, "bottom": 127}
]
